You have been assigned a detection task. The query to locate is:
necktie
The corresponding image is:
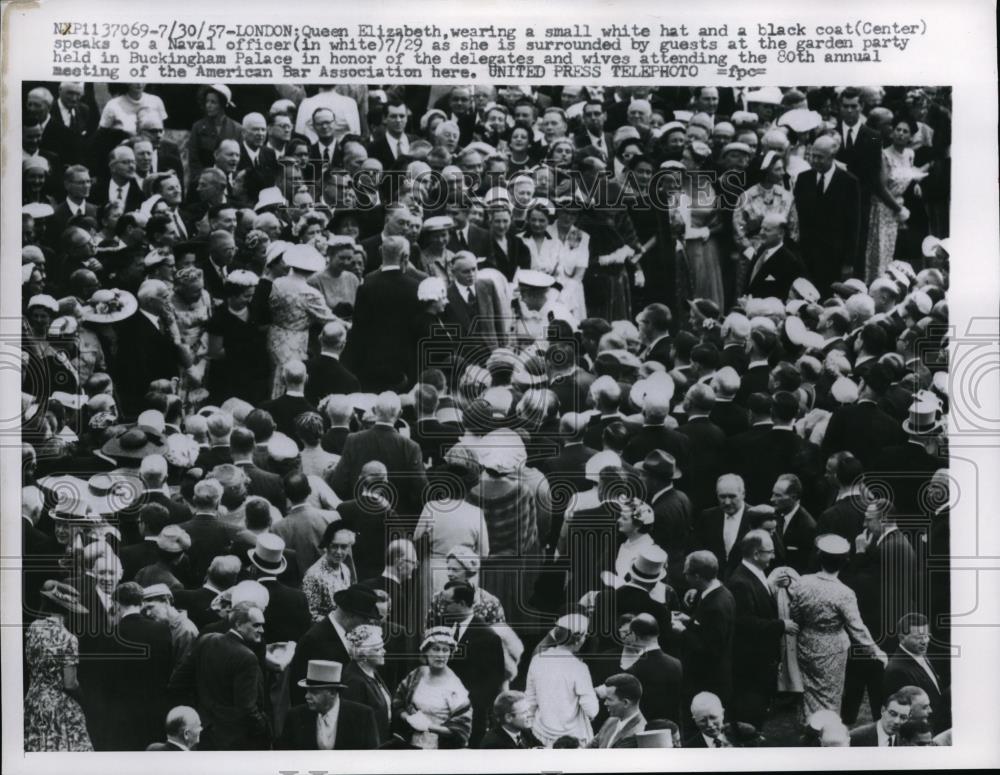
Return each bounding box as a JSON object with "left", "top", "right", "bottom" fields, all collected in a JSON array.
[
  {"left": 456, "top": 231, "right": 468, "bottom": 249},
  {"left": 713, "top": 737, "right": 724, "bottom": 748},
  {"left": 173, "top": 211, "right": 187, "bottom": 238},
  {"left": 467, "top": 286, "right": 476, "bottom": 307},
  {"left": 514, "top": 734, "right": 522, "bottom": 748},
  {"left": 115, "top": 184, "right": 125, "bottom": 203},
  {"left": 69, "top": 108, "right": 76, "bottom": 127},
  {"left": 846, "top": 127, "right": 855, "bottom": 150},
  {"left": 817, "top": 171, "right": 825, "bottom": 196},
  {"left": 888, "top": 735, "right": 895, "bottom": 747},
  {"left": 323, "top": 145, "right": 331, "bottom": 166}
]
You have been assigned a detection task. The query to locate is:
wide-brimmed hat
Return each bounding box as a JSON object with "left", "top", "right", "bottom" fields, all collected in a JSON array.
[
  {"left": 254, "top": 187, "right": 287, "bottom": 212},
  {"left": 903, "top": 398, "right": 943, "bottom": 436},
  {"left": 80, "top": 288, "right": 138, "bottom": 325},
  {"left": 922, "top": 235, "right": 951, "bottom": 258},
  {"left": 86, "top": 471, "right": 144, "bottom": 515},
  {"left": 623, "top": 545, "right": 668, "bottom": 584},
  {"left": 101, "top": 425, "right": 167, "bottom": 461},
  {"left": 297, "top": 660, "right": 346, "bottom": 689},
  {"left": 333, "top": 584, "right": 381, "bottom": 619},
  {"left": 777, "top": 108, "right": 822, "bottom": 133},
  {"left": 830, "top": 278, "right": 868, "bottom": 299},
  {"left": 746, "top": 86, "right": 783, "bottom": 105},
  {"left": 248, "top": 533, "right": 288, "bottom": 575},
  {"left": 283, "top": 243, "right": 326, "bottom": 273},
  {"left": 37, "top": 474, "right": 102, "bottom": 523},
  {"left": 40, "top": 580, "right": 89, "bottom": 614},
  {"left": 815, "top": 533, "right": 850, "bottom": 555},
  {"left": 157, "top": 524, "right": 192, "bottom": 554},
  {"left": 635, "top": 449, "right": 682, "bottom": 481}
]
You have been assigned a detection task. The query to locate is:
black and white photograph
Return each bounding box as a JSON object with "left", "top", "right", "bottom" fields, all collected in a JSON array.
[{"left": 13, "top": 77, "right": 957, "bottom": 755}]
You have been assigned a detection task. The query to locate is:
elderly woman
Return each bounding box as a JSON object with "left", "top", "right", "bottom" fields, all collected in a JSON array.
[
  {"left": 392, "top": 627, "right": 473, "bottom": 749},
  {"left": 266, "top": 243, "right": 334, "bottom": 397},
  {"left": 302, "top": 519, "right": 358, "bottom": 622},
  {"left": 733, "top": 149, "right": 800, "bottom": 267},
  {"left": 24, "top": 581, "right": 93, "bottom": 751},
  {"left": 171, "top": 266, "right": 212, "bottom": 389},
  {"left": 343, "top": 624, "right": 393, "bottom": 745},
  {"left": 23, "top": 157, "right": 55, "bottom": 206},
  {"left": 409, "top": 276, "right": 456, "bottom": 385},
  {"left": 524, "top": 613, "right": 599, "bottom": 747},
  {"left": 188, "top": 84, "right": 242, "bottom": 183},
  {"left": 427, "top": 547, "right": 505, "bottom": 624},
  {"left": 205, "top": 270, "right": 269, "bottom": 405}
]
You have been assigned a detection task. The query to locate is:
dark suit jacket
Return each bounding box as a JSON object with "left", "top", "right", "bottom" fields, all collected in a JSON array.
[
  {"left": 360, "top": 232, "right": 423, "bottom": 274},
  {"left": 480, "top": 727, "right": 540, "bottom": 749},
  {"left": 726, "top": 563, "right": 784, "bottom": 679},
  {"left": 236, "top": 143, "right": 279, "bottom": 198},
  {"left": 169, "top": 631, "right": 270, "bottom": 749},
  {"left": 548, "top": 367, "right": 596, "bottom": 415},
  {"left": 196, "top": 444, "right": 233, "bottom": 471},
  {"left": 367, "top": 128, "right": 419, "bottom": 168},
  {"left": 745, "top": 243, "right": 807, "bottom": 300},
  {"left": 695, "top": 507, "right": 752, "bottom": 579},
  {"left": 145, "top": 741, "right": 186, "bottom": 751},
  {"left": 305, "top": 353, "right": 361, "bottom": 405},
  {"left": 589, "top": 711, "right": 647, "bottom": 748},
  {"left": 817, "top": 496, "right": 867, "bottom": 550},
  {"left": 639, "top": 336, "right": 673, "bottom": 369},
  {"left": 871, "top": 441, "right": 944, "bottom": 518},
  {"left": 681, "top": 584, "right": 735, "bottom": 704},
  {"left": 112, "top": 310, "right": 185, "bottom": 417},
  {"left": 821, "top": 400, "right": 906, "bottom": 469},
  {"left": 41, "top": 101, "right": 92, "bottom": 165},
  {"left": 261, "top": 393, "right": 317, "bottom": 440},
  {"left": 343, "top": 268, "right": 422, "bottom": 389},
  {"left": 738, "top": 427, "right": 821, "bottom": 506},
  {"left": 94, "top": 176, "right": 145, "bottom": 211},
  {"left": 676, "top": 416, "right": 727, "bottom": 512},
  {"left": 846, "top": 528, "right": 919, "bottom": 645},
  {"left": 883, "top": 649, "right": 946, "bottom": 731},
  {"left": 710, "top": 400, "right": 750, "bottom": 438},
  {"left": 592, "top": 584, "right": 675, "bottom": 653},
  {"left": 120, "top": 538, "right": 160, "bottom": 582},
  {"left": 719, "top": 344, "right": 750, "bottom": 375},
  {"left": 448, "top": 617, "right": 506, "bottom": 742},
  {"left": 342, "top": 661, "right": 394, "bottom": 744},
  {"left": 583, "top": 413, "right": 631, "bottom": 452},
  {"left": 443, "top": 278, "right": 507, "bottom": 351},
  {"left": 447, "top": 222, "right": 492, "bottom": 258},
  {"left": 233, "top": 460, "right": 287, "bottom": 511},
  {"left": 138, "top": 489, "right": 194, "bottom": 526},
  {"left": 538, "top": 443, "right": 597, "bottom": 495},
  {"left": 835, "top": 121, "right": 883, "bottom": 195},
  {"left": 320, "top": 426, "right": 350, "bottom": 455},
  {"left": 626, "top": 648, "right": 683, "bottom": 723},
  {"left": 623, "top": 423, "right": 693, "bottom": 472},
  {"left": 48, "top": 201, "right": 99, "bottom": 247},
  {"left": 277, "top": 700, "right": 379, "bottom": 750},
  {"left": 484, "top": 235, "right": 531, "bottom": 281},
  {"left": 258, "top": 577, "right": 311, "bottom": 643},
  {"left": 779, "top": 505, "right": 818, "bottom": 574},
  {"left": 173, "top": 585, "right": 223, "bottom": 630},
  {"left": 288, "top": 616, "right": 351, "bottom": 706},
  {"left": 734, "top": 364, "right": 771, "bottom": 406},
  {"left": 328, "top": 425, "right": 427, "bottom": 514},
  {"left": 178, "top": 513, "right": 238, "bottom": 582},
  {"left": 793, "top": 166, "right": 860, "bottom": 291},
  {"left": 849, "top": 721, "right": 887, "bottom": 747},
  {"left": 650, "top": 487, "right": 693, "bottom": 588}
]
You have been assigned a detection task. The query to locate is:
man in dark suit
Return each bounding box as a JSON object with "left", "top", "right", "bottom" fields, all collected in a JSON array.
[
  {"left": 23, "top": 119, "right": 62, "bottom": 196},
  {"left": 849, "top": 690, "right": 912, "bottom": 747},
  {"left": 538, "top": 412, "right": 597, "bottom": 492},
  {"left": 48, "top": 165, "right": 98, "bottom": 241},
  {"left": 546, "top": 339, "right": 596, "bottom": 415},
  {"left": 573, "top": 100, "right": 616, "bottom": 161},
  {"left": 708, "top": 367, "right": 750, "bottom": 437},
  {"left": 739, "top": 391, "right": 822, "bottom": 506},
  {"left": 480, "top": 691, "right": 540, "bottom": 748},
  {"left": 261, "top": 360, "right": 317, "bottom": 440},
  {"left": 99, "top": 582, "right": 174, "bottom": 751},
  {"left": 636, "top": 451, "right": 692, "bottom": 589},
  {"left": 677, "top": 384, "right": 728, "bottom": 513},
  {"left": 592, "top": 545, "right": 675, "bottom": 653},
  {"left": 344, "top": 236, "right": 422, "bottom": 390},
  {"left": 793, "top": 135, "right": 861, "bottom": 294},
  {"left": 589, "top": 674, "right": 647, "bottom": 748},
  {"left": 446, "top": 194, "right": 493, "bottom": 257},
  {"left": 94, "top": 145, "right": 145, "bottom": 211},
  {"left": 624, "top": 614, "right": 684, "bottom": 724},
  {"left": 623, "top": 393, "right": 693, "bottom": 469},
  {"left": 439, "top": 582, "right": 506, "bottom": 748},
  {"left": 169, "top": 602, "right": 271, "bottom": 750},
  {"left": 305, "top": 320, "right": 361, "bottom": 404},
  {"left": 734, "top": 328, "right": 778, "bottom": 406},
  {"left": 744, "top": 212, "right": 807, "bottom": 299},
  {"left": 245, "top": 534, "right": 312, "bottom": 643},
  {"left": 816, "top": 452, "right": 867, "bottom": 548},
  {"left": 444, "top": 251, "right": 508, "bottom": 357},
  {"left": 834, "top": 87, "right": 884, "bottom": 277},
  {"left": 695, "top": 474, "right": 753, "bottom": 580},
  {"left": 822, "top": 363, "right": 906, "bottom": 467},
  {"left": 672, "top": 551, "right": 735, "bottom": 711},
  {"left": 636, "top": 303, "right": 673, "bottom": 367},
  {"left": 288, "top": 584, "right": 381, "bottom": 706},
  {"left": 235, "top": 112, "right": 280, "bottom": 200},
  {"left": 843, "top": 499, "right": 919, "bottom": 725},
  {"left": 173, "top": 554, "right": 241, "bottom": 631},
  {"left": 144, "top": 706, "right": 203, "bottom": 751},
  {"left": 113, "top": 279, "right": 192, "bottom": 418},
  {"left": 230, "top": 427, "right": 287, "bottom": 511},
  {"left": 870, "top": 419, "right": 945, "bottom": 519},
  {"left": 120, "top": 502, "right": 173, "bottom": 581},
  {"left": 177, "top": 479, "right": 238, "bottom": 582},
  {"left": 138, "top": 112, "right": 184, "bottom": 178},
  {"left": 770, "top": 474, "right": 817, "bottom": 574},
  {"left": 306, "top": 106, "right": 345, "bottom": 177},
  {"left": 136, "top": 454, "right": 194, "bottom": 525},
  {"left": 328, "top": 391, "right": 427, "bottom": 516},
  {"left": 368, "top": 100, "right": 418, "bottom": 168},
  {"left": 278, "top": 660, "right": 379, "bottom": 749},
  {"left": 726, "top": 530, "right": 796, "bottom": 728},
  {"left": 883, "top": 613, "right": 947, "bottom": 732},
  {"left": 40, "top": 82, "right": 92, "bottom": 166}
]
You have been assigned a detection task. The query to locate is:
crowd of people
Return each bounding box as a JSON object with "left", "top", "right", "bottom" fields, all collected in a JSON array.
[{"left": 20, "top": 81, "right": 952, "bottom": 752}]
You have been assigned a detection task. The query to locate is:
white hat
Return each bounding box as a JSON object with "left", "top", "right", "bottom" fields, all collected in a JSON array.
[
  {"left": 479, "top": 429, "right": 526, "bottom": 474},
  {"left": 555, "top": 613, "right": 589, "bottom": 635},
  {"left": 777, "top": 108, "right": 822, "bottom": 133},
  {"left": 136, "top": 409, "right": 166, "bottom": 434},
  {"left": 417, "top": 276, "right": 448, "bottom": 303},
  {"left": 483, "top": 187, "right": 512, "bottom": 209},
  {"left": 585, "top": 450, "right": 622, "bottom": 483},
  {"left": 791, "top": 277, "right": 821, "bottom": 303},
  {"left": 421, "top": 215, "right": 455, "bottom": 233},
  {"left": 266, "top": 432, "right": 299, "bottom": 462},
  {"left": 226, "top": 269, "right": 259, "bottom": 288},
  {"left": 906, "top": 290, "right": 933, "bottom": 316},
  {"left": 722, "top": 141, "right": 753, "bottom": 156},
  {"left": 207, "top": 84, "right": 234, "bottom": 106},
  {"left": 27, "top": 294, "right": 59, "bottom": 313},
  {"left": 265, "top": 239, "right": 293, "bottom": 266},
  {"left": 921, "top": 235, "right": 951, "bottom": 258},
  {"left": 47, "top": 316, "right": 78, "bottom": 337},
  {"left": 254, "top": 187, "right": 287, "bottom": 212},
  {"left": 326, "top": 235, "right": 357, "bottom": 251},
  {"left": 731, "top": 110, "right": 759, "bottom": 126},
  {"left": 831, "top": 376, "right": 860, "bottom": 404},
  {"left": 784, "top": 316, "right": 810, "bottom": 346},
  {"left": 515, "top": 269, "right": 555, "bottom": 289},
  {"left": 815, "top": 534, "right": 850, "bottom": 555},
  {"left": 23, "top": 202, "right": 55, "bottom": 219},
  {"left": 746, "top": 86, "right": 783, "bottom": 105},
  {"left": 630, "top": 371, "right": 675, "bottom": 409},
  {"left": 283, "top": 243, "right": 326, "bottom": 273}
]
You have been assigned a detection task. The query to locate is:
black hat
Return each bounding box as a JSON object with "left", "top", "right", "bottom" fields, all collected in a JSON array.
[{"left": 332, "top": 584, "right": 381, "bottom": 619}]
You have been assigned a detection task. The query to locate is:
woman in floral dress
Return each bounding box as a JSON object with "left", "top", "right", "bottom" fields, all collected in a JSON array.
[
  {"left": 682, "top": 163, "right": 726, "bottom": 311},
  {"left": 24, "top": 581, "right": 93, "bottom": 751},
  {"left": 171, "top": 266, "right": 213, "bottom": 391},
  {"left": 266, "top": 244, "right": 334, "bottom": 397},
  {"left": 786, "top": 535, "right": 887, "bottom": 722}
]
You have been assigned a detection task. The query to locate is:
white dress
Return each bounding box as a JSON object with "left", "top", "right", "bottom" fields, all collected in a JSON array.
[
  {"left": 524, "top": 645, "right": 599, "bottom": 746},
  {"left": 547, "top": 224, "right": 590, "bottom": 321}
]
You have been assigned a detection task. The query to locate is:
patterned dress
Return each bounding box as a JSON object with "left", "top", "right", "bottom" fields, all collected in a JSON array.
[
  {"left": 789, "top": 573, "right": 880, "bottom": 721},
  {"left": 865, "top": 146, "right": 919, "bottom": 282},
  {"left": 732, "top": 183, "right": 800, "bottom": 254},
  {"left": 24, "top": 616, "right": 93, "bottom": 751},
  {"left": 173, "top": 289, "right": 213, "bottom": 386},
  {"left": 266, "top": 274, "right": 334, "bottom": 397},
  {"left": 302, "top": 556, "right": 355, "bottom": 621},
  {"left": 683, "top": 178, "right": 726, "bottom": 310}
]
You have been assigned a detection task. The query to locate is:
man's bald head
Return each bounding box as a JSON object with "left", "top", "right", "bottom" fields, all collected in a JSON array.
[{"left": 810, "top": 136, "right": 838, "bottom": 172}]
